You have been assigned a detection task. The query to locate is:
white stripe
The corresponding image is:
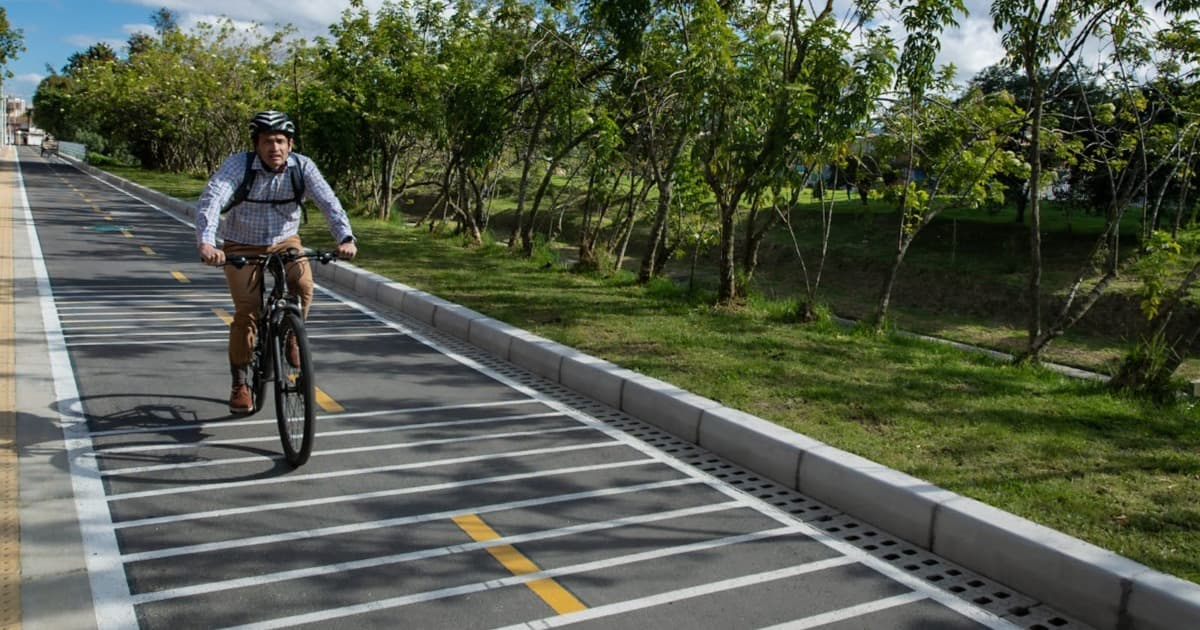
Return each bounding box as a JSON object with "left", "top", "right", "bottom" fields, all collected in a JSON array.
[
  {"left": 131, "top": 501, "right": 745, "bottom": 605},
  {"left": 224, "top": 525, "right": 808, "bottom": 630},
  {"left": 16, "top": 152, "right": 139, "bottom": 628},
  {"left": 120, "top": 478, "right": 701, "bottom": 562},
  {"left": 498, "top": 556, "right": 863, "bottom": 630},
  {"left": 108, "top": 440, "right": 623, "bottom": 500},
  {"left": 112, "top": 458, "right": 658, "bottom": 529},
  {"left": 99, "top": 425, "right": 598, "bottom": 475},
  {"left": 98, "top": 411, "right": 567, "bottom": 453},
  {"left": 65, "top": 331, "right": 397, "bottom": 347},
  {"left": 87, "top": 398, "right": 541, "bottom": 437},
  {"left": 65, "top": 328, "right": 227, "bottom": 339},
  {"left": 755, "top": 592, "right": 929, "bottom": 630}
]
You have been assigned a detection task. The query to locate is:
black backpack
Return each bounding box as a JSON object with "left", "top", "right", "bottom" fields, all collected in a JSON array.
[{"left": 220, "top": 151, "right": 307, "bottom": 221}]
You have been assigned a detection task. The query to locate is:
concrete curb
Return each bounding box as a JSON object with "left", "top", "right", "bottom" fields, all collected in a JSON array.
[{"left": 68, "top": 156, "right": 1200, "bottom": 630}]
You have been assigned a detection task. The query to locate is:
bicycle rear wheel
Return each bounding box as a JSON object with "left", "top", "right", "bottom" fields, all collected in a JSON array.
[{"left": 273, "top": 312, "right": 315, "bottom": 466}]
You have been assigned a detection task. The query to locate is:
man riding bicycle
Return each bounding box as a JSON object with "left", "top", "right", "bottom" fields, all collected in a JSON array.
[{"left": 196, "top": 110, "right": 357, "bottom": 414}]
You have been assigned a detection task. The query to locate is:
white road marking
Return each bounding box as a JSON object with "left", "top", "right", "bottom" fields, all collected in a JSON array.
[
  {"left": 224, "top": 526, "right": 811, "bottom": 630},
  {"left": 755, "top": 592, "right": 930, "bottom": 629},
  {"left": 107, "top": 441, "right": 627, "bottom": 500},
  {"left": 130, "top": 501, "right": 746, "bottom": 605},
  {"left": 496, "top": 556, "right": 867, "bottom": 630},
  {"left": 112, "top": 458, "right": 661, "bottom": 529},
  {"left": 86, "top": 398, "right": 543, "bottom": 437},
  {"left": 96, "top": 411, "right": 568, "bottom": 453},
  {"left": 120, "top": 478, "right": 702, "bottom": 562},
  {"left": 98, "top": 425, "right": 600, "bottom": 475}
]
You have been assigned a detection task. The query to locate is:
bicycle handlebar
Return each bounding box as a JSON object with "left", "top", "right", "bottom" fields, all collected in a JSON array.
[{"left": 211, "top": 249, "right": 339, "bottom": 269}]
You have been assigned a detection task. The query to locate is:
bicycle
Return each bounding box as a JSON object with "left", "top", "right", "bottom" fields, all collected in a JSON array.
[{"left": 223, "top": 249, "right": 338, "bottom": 467}]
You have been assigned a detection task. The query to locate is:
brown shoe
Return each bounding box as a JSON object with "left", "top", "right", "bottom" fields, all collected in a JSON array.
[
  {"left": 286, "top": 332, "right": 301, "bottom": 368},
  {"left": 229, "top": 384, "right": 253, "bottom": 414}
]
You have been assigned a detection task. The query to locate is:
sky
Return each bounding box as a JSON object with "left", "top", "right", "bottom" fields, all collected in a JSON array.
[{"left": 1, "top": 0, "right": 1013, "bottom": 104}]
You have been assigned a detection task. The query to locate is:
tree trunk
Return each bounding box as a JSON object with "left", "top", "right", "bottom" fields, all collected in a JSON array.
[
  {"left": 510, "top": 107, "right": 548, "bottom": 250},
  {"left": 1022, "top": 72, "right": 1046, "bottom": 363}
]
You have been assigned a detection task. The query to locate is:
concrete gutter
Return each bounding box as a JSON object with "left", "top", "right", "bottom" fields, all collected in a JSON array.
[{"left": 65, "top": 155, "right": 1200, "bottom": 630}]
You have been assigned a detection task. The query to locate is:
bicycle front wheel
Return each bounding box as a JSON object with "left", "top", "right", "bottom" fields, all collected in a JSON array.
[{"left": 273, "top": 312, "right": 315, "bottom": 467}]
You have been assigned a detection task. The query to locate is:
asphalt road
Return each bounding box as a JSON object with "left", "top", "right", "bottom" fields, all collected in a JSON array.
[{"left": 10, "top": 145, "right": 1086, "bottom": 630}]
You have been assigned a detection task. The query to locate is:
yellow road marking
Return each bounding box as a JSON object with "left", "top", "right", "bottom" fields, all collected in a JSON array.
[
  {"left": 314, "top": 388, "right": 344, "bottom": 413},
  {"left": 0, "top": 144, "right": 24, "bottom": 626},
  {"left": 103, "top": 214, "right": 113, "bottom": 221},
  {"left": 212, "top": 308, "right": 233, "bottom": 324},
  {"left": 452, "top": 514, "right": 586, "bottom": 615},
  {"left": 171, "top": 270, "right": 189, "bottom": 283},
  {"left": 121, "top": 230, "right": 133, "bottom": 238},
  {"left": 141, "top": 245, "right": 156, "bottom": 256}
]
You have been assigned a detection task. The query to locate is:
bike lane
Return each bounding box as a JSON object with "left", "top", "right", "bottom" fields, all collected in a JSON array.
[{"left": 10, "top": 146, "right": 1088, "bottom": 630}]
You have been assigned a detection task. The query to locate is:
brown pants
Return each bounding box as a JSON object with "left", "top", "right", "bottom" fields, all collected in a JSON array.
[{"left": 223, "top": 236, "right": 313, "bottom": 367}]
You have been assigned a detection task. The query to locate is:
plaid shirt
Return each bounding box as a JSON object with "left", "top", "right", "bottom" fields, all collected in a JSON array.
[{"left": 195, "top": 152, "right": 354, "bottom": 247}]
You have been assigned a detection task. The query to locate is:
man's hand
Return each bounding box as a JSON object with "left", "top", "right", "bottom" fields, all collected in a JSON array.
[
  {"left": 336, "top": 241, "right": 357, "bottom": 261},
  {"left": 199, "top": 243, "right": 225, "bottom": 266}
]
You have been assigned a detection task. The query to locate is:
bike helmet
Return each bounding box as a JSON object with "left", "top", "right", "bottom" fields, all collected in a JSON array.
[{"left": 249, "top": 110, "right": 296, "bottom": 140}]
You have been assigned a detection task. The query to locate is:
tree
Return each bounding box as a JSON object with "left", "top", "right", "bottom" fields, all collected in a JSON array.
[
  {"left": 990, "top": 0, "right": 1143, "bottom": 363},
  {"left": 315, "top": 0, "right": 437, "bottom": 220},
  {"left": 0, "top": 8, "right": 25, "bottom": 83},
  {"left": 692, "top": 0, "right": 895, "bottom": 304},
  {"left": 871, "top": 85, "right": 1025, "bottom": 330}
]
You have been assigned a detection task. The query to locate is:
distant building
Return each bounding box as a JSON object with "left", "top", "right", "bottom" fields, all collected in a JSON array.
[{"left": 5, "top": 96, "right": 44, "bottom": 145}]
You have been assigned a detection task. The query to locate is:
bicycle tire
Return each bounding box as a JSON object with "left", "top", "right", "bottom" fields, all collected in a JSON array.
[
  {"left": 250, "top": 324, "right": 269, "bottom": 415},
  {"left": 274, "top": 311, "right": 315, "bottom": 466}
]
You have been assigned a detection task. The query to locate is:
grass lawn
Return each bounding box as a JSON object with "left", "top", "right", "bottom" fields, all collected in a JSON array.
[{"left": 109, "top": 165, "right": 1200, "bottom": 585}]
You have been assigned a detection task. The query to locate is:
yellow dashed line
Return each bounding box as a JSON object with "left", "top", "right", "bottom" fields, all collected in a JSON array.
[
  {"left": 103, "top": 214, "right": 113, "bottom": 221},
  {"left": 121, "top": 230, "right": 133, "bottom": 238},
  {"left": 314, "top": 388, "right": 344, "bottom": 413},
  {"left": 141, "top": 246, "right": 156, "bottom": 256},
  {"left": 452, "top": 514, "right": 587, "bottom": 615},
  {"left": 212, "top": 308, "right": 233, "bottom": 324},
  {"left": 171, "top": 271, "right": 189, "bottom": 283}
]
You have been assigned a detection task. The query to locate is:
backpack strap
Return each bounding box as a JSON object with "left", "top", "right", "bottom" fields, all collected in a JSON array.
[
  {"left": 290, "top": 159, "right": 308, "bottom": 224},
  {"left": 219, "top": 152, "right": 257, "bottom": 214},
  {"left": 218, "top": 152, "right": 308, "bottom": 223}
]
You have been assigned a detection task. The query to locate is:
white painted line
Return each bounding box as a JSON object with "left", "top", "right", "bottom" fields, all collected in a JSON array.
[
  {"left": 98, "top": 425, "right": 600, "bottom": 475},
  {"left": 112, "top": 458, "right": 661, "bottom": 529},
  {"left": 86, "top": 398, "right": 542, "bottom": 437},
  {"left": 120, "top": 477, "right": 702, "bottom": 562},
  {"left": 65, "top": 328, "right": 227, "bottom": 339},
  {"left": 224, "top": 525, "right": 809, "bottom": 630},
  {"left": 496, "top": 556, "right": 864, "bottom": 630},
  {"left": 754, "top": 592, "right": 929, "bottom": 630},
  {"left": 108, "top": 441, "right": 627, "bottom": 500},
  {"left": 62, "top": 321, "right": 226, "bottom": 332},
  {"left": 98, "top": 411, "right": 568, "bottom": 453},
  {"left": 65, "top": 331, "right": 396, "bottom": 348},
  {"left": 130, "top": 501, "right": 746, "bottom": 605},
  {"left": 15, "top": 153, "right": 139, "bottom": 629}
]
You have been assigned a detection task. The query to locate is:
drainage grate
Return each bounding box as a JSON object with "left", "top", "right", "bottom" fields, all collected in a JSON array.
[{"left": 346, "top": 294, "right": 1093, "bottom": 630}]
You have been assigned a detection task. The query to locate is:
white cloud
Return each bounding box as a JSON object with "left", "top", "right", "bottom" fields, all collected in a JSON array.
[
  {"left": 13, "top": 72, "right": 46, "bottom": 87},
  {"left": 936, "top": 16, "right": 1006, "bottom": 81},
  {"left": 117, "top": 0, "right": 387, "bottom": 38},
  {"left": 122, "top": 23, "right": 155, "bottom": 37}
]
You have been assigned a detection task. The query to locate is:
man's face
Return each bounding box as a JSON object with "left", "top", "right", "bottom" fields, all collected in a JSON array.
[{"left": 255, "top": 132, "right": 293, "bottom": 171}]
